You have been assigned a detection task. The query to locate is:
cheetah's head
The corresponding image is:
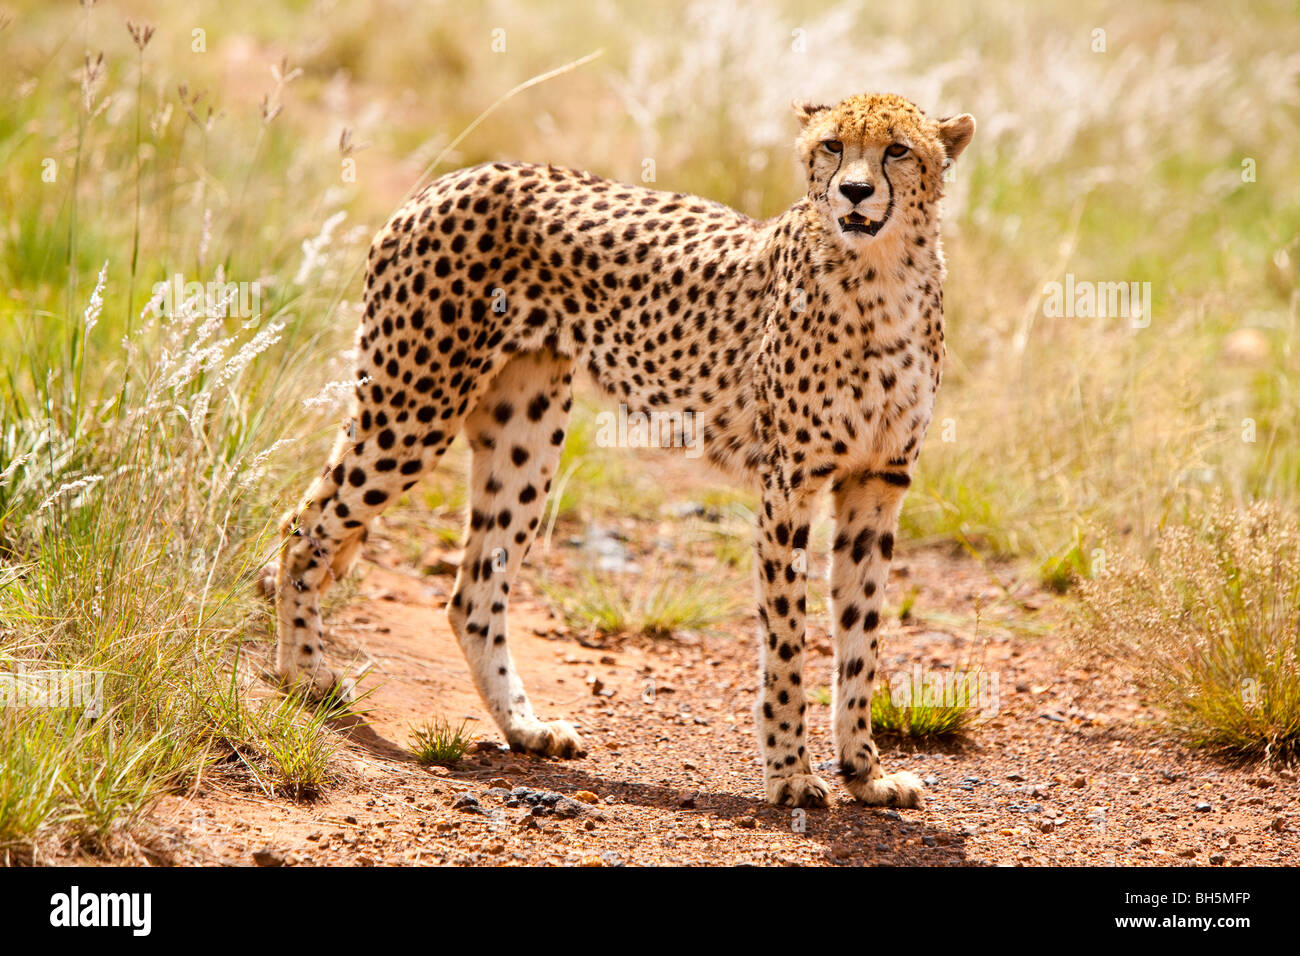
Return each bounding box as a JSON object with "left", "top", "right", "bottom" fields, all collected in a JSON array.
[{"left": 794, "top": 93, "right": 974, "bottom": 247}]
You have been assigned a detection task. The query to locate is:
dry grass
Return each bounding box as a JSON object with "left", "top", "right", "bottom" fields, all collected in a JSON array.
[{"left": 1072, "top": 499, "right": 1300, "bottom": 762}]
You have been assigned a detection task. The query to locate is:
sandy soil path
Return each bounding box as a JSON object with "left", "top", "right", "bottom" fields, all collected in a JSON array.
[{"left": 150, "top": 541, "right": 1299, "bottom": 867}]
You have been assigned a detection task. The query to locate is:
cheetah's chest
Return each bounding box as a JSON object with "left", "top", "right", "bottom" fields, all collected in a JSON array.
[
  {"left": 830, "top": 341, "right": 938, "bottom": 471},
  {"left": 788, "top": 281, "right": 943, "bottom": 478}
]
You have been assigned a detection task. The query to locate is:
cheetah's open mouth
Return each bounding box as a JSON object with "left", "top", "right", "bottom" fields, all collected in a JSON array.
[{"left": 838, "top": 211, "right": 887, "bottom": 236}]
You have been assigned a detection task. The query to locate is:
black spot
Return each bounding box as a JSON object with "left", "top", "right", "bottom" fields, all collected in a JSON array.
[
  {"left": 526, "top": 393, "right": 551, "bottom": 421},
  {"left": 852, "top": 528, "right": 874, "bottom": 563}
]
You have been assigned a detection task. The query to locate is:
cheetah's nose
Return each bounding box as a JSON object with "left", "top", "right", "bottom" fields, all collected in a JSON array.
[{"left": 839, "top": 181, "right": 875, "bottom": 205}]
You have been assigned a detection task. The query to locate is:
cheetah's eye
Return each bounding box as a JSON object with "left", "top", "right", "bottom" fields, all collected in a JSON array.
[
  {"left": 821, "top": 139, "right": 843, "bottom": 154},
  {"left": 885, "top": 143, "right": 909, "bottom": 158}
]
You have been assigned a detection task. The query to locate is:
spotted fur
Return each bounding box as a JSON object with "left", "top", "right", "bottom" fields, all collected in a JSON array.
[{"left": 271, "top": 92, "right": 975, "bottom": 807}]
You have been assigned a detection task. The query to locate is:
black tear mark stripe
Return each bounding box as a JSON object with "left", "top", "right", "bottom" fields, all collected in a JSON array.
[
  {"left": 876, "top": 162, "right": 896, "bottom": 231},
  {"left": 864, "top": 469, "right": 911, "bottom": 487},
  {"left": 828, "top": 148, "right": 845, "bottom": 203}
]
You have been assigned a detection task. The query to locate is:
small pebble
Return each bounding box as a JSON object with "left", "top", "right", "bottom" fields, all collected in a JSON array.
[
  {"left": 252, "top": 846, "right": 284, "bottom": 867},
  {"left": 828, "top": 842, "right": 852, "bottom": 860},
  {"left": 451, "top": 794, "right": 480, "bottom": 812}
]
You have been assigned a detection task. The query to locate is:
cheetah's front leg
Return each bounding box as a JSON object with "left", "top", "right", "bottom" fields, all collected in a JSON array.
[
  {"left": 829, "top": 472, "right": 923, "bottom": 808},
  {"left": 755, "top": 492, "right": 827, "bottom": 807}
]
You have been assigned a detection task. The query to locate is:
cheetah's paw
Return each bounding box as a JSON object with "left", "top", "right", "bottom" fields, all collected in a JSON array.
[
  {"left": 767, "top": 772, "right": 831, "bottom": 808},
  {"left": 508, "top": 719, "right": 586, "bottom": 758},
  {"left": 845, "top": 770, "right": 924, "bottom": 808},
  {"left": 257, "top": 560, "right": 279, "bottom": 602}
]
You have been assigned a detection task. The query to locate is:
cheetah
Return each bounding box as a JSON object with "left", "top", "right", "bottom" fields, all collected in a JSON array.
[{"left": 272, "top": 92, "right": 974, "bottom": 808}]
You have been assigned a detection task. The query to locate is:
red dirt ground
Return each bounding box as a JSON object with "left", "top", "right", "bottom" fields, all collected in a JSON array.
[{"left": 148, "top": 536, "right": 1300, "bottom": 867}]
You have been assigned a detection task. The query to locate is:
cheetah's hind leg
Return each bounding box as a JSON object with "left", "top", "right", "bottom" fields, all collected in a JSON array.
[
  {"left": 446, "top": 349, "right": 584, "bottom": 758},
  {"left": 258, "top": 524, "right": 366, "bottom": 602},
  {"left": 273, "top": 410, "right": 453, "bottom": 701}
]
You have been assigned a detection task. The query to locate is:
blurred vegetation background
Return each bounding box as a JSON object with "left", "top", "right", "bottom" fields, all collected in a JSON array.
[{"left": 1, "top": 0, "right": 1298, "bottom": 856}]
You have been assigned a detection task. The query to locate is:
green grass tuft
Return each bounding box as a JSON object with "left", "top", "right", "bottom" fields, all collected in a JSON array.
[
  {"left": 409, "top": 717, "right": 478, "bottom": 766},
  {"left": 871, "top": 671, "right": 984, "bottom": 742},
  {"left": 541, "top": 568, "right": 741, "bottom": 639}
]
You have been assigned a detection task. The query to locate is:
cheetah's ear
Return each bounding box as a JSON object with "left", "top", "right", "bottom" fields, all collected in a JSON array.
[
  {"left": 937, "top": 113, "right": 976, "bottom": 162},
  {"left": 792, "top": 100, "right": 831, "bottom": 128}
]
